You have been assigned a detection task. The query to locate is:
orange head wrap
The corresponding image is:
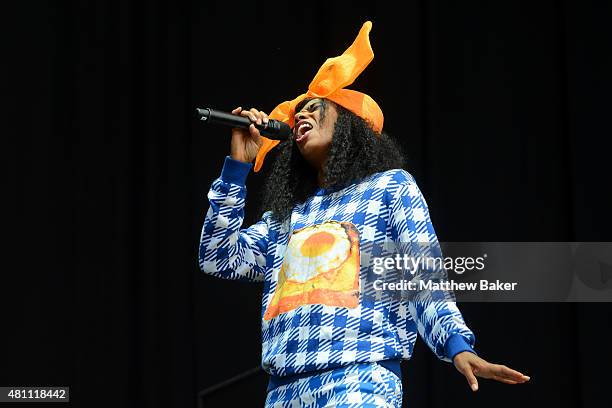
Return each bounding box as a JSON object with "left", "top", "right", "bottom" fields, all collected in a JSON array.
[{"left": 253, "top": 21, "right": 383, "bottom": 172}]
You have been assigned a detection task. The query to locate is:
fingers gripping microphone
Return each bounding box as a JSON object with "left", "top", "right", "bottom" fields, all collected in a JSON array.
[{"left": 195, "top": 108, "right": 292, "bottom": 140}]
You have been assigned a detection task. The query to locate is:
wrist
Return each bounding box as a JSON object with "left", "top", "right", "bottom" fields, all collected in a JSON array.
[
  {"left": 221, "top": 156, "right": 252, "bottom": 185},
  {"left": 230, "top": 153, "right": 252, "bottom": 164},
  {"left": 445, "top": 333, "right": 476, "bottom": 362},
  {"left": 452, "top": 351, "right": 473, "bottom": 363}
]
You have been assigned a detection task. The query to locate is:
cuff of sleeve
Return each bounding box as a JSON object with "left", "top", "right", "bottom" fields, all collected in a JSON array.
[
  {"left": 220, "top": 156, "right": 252, "bottom": 185},
  {"left": 445, "top": 333, "right": 476, "bottom": 362}
]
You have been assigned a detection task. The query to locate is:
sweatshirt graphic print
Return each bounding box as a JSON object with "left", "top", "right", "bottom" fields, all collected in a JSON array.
[{"left": 199, "top": 157, "right": 476, "bottom": 377}]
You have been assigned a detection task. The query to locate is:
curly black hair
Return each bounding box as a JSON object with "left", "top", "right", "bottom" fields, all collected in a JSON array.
[{"left": 260, "top": 98, "right": 407, "bottom": 222}]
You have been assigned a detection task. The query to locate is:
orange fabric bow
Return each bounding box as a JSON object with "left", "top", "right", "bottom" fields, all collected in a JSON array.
[{"left": 253, "top": 21, "right": 383, "bottom": 172}]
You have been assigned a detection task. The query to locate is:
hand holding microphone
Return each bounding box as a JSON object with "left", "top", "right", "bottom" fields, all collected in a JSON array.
[
  {"left": 195, "top": 106, "right": 291, "bottom": 164},
  {"left": 229, "top": 107, "right": 268, "bottom": 164}
]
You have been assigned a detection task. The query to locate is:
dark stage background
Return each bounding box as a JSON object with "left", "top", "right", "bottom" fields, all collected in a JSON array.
[{"left": 4, "top": 1, "right": 612, "bottom": 407}]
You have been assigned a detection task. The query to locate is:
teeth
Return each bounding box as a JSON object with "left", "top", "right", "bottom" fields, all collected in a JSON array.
[{"left": 298, "top": 123, "right": 312, "bottom": 134}]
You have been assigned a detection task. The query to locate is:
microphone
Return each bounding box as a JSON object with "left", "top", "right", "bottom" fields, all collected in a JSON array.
[{"left": 195, "top": 108, "right": 292, "bottom": 140}]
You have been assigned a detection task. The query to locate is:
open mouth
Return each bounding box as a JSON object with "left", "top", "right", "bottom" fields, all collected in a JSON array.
[{"left": 295, "top": 121, "right": 314, "bottom": 143}]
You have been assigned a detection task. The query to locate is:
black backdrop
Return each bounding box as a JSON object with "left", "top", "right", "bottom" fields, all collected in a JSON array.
[{"left": 4, "top": 0, "right": 612, "bottom": 407}]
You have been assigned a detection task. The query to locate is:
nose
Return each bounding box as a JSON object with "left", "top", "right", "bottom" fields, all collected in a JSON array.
[{"left": 294, "top": 110, "right": 309, "bottom": 123}]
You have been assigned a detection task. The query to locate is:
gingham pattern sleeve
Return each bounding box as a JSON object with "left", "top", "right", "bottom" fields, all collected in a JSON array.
[
  {"left": 388, "top": 171, "right": 476, "bottom": 362},
  {"left": 198, "top": 156, "right": 269, "bottom": 282}
]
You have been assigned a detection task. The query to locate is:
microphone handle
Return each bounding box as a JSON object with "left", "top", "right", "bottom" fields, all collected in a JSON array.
[{"left": 195, "top": 108, "right": 290, "bottom": 141}]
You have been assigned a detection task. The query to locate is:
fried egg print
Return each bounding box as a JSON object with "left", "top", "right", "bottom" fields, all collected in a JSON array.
[
  {"left": 283, "top": 222, "right": 351, "bottom": 282},
  {"left": 264, "top": 221, "right": 360, "bottom": 320}
]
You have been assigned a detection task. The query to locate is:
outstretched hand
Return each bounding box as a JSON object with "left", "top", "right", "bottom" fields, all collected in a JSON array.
[{"left": 453, "top": 352, "right": 530, "bottom": 391}]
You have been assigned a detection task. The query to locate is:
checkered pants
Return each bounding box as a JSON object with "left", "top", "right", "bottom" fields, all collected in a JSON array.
[{"left": 264, "top": 362, "right": 402, "bottom": 408}]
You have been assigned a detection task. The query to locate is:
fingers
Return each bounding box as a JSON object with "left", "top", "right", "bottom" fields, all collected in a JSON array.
[
  {"left": 456, "top": 360, "right": 479, "bottom": 392},
  {"left": 245, "top": 108, "right": 260, "bottom": 124},
  {"left": 455, "top": 353, "right": 531, "bottom": 390},
  {"left": 232, "top": 107, "right": 269, "bottom": 124},
  {"left": 465, "top": 367, "right": 479, "bottom": 392},
  {"left": 248, "top": 123, "right": 262, "bottom": 142},
  {"left": 250, "top": 108, "right": 268, "bottom": 126},
  {"left": 492, "top": 364, "right": 530, "bottom": 383},
  {"left": 475, "top": 362, "right": 530, "bottom": 385},
  {"left": 231, "top": 107, "right": 267, "bottom": 143},
  {"left": 493, "top": 376, "right": 519, "bottom": 385}
]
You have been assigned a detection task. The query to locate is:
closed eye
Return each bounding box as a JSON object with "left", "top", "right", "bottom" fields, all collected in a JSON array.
[{"left": 307, "top": 103, "right": 322, "bottom": 112}]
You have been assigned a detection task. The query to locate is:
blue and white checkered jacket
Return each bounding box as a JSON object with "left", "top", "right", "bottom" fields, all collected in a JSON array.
[{"left": 199, "top": 156, "right": 476, "bottom": 377}]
